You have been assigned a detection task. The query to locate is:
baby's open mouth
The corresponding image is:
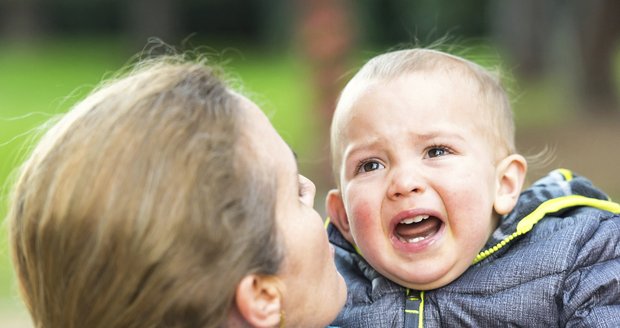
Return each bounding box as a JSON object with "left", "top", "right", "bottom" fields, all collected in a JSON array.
[{"left": 394, "top": 215, "right": 442, "bottom": 243}]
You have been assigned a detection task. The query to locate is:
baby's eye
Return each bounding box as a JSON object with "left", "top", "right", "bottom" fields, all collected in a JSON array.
[
  {"left": 356, "top": 160, "right": 385, "bottom": 173},
  {"left": 426, "top": 146, "right": 451, "bottom": 158}
]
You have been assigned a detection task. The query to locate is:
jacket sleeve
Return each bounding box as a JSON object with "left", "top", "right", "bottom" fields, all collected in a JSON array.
[{"left": 562, "top": 214, "right": 620, "bottom": 327}]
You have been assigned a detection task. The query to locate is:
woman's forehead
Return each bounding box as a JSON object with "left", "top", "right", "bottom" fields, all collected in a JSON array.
[{"left": 238, "top": 95, "right": 297, "bottom": 172}]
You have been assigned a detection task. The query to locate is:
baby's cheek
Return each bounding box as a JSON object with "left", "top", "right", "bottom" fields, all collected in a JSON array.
[
  {"left": 348, "top": 200, "right": 377, "bottom": 240},
  {"left": 448, "top": 187, "right": 495, "bottom": 243}
]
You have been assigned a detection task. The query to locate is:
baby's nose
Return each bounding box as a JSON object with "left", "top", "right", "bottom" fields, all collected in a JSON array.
[{"left": 387, "top": 168, "right": 426, "bottom": 199}]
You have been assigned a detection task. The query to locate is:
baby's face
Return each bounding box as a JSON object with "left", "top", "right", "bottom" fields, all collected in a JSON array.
[{"left": 331, "top": 71, "right": 503, "bottom": 290}]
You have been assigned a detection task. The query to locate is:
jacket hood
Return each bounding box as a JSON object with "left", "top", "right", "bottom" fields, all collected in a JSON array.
[{"left": 476, "top": 168, "right": 618, "bottom": 264}]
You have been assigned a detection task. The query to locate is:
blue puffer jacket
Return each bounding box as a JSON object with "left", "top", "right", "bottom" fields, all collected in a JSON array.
[{"left": 328, "top": 169, "right": 620, "bottom": 327}]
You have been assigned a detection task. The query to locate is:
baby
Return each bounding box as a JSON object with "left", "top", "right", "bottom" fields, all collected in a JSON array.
[{"left": 326, "top": 48, "right": 620, "bottom": 327}]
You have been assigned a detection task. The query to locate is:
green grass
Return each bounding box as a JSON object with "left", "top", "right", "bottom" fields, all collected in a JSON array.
[
  {"left": 0, "top": 38, "right": 130, "bottom": 176},
  {"left": 0, "top": 38, "right": 314, "bottom": 317},
  {"left": 0, "top": 38, "right": 128, "bottom": 311}
]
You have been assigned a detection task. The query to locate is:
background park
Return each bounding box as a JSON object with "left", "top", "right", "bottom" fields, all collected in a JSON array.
[{"left": 1, "top": 0, "right": 619, "bottom": 326}]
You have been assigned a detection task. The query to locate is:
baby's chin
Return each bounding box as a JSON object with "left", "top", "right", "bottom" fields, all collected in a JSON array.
[{"left": 380, "top": 264, "right": 467, "bottom": 291}]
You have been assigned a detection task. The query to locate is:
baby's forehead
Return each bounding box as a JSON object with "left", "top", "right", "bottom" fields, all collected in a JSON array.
[
  {"left": 332, "top": 76, "right": 508, "bottom": 154},
  {"left": 331, "top": 51, "right": 515, "bottom": 169},
  {"left": 336, "top": 71, "right": 489, "bottom": 119}
]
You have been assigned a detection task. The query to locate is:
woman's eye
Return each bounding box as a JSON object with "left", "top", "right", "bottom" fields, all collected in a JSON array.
[
  {"left": 426, "top": 146, "right": 450, "bottom": 158},
  {"left": 357, "top": 161, "right": 384, "bottom": 173},
  {"left": 298, "top": 175, "right": 315, "bottom": 206}
]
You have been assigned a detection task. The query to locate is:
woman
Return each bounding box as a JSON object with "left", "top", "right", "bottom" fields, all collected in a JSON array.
[{"left": 7, "top": 55, "right": 346, "bottom": 327}]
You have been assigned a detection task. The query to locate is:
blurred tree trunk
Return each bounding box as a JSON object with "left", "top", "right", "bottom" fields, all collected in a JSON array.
[
  {"left": 491, "top": 0, "right": 619, "bottom": 114},
  {"left": 574, "top": 0, "right": 620, "bottom": 114},
  {"left": 490, "top": 0, "right": 554, "bottom": 79},
  {"left": 295, "top": 0, "right": 357, "bottom": 187},
  {"left": 1, "top": 0, "right": 46, "bottom": 42},
  {"left": 125, "top": 0, "right": 181, "bottom": 52}
]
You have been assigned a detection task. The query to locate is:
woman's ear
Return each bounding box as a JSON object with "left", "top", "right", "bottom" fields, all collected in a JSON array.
[
  {"left": 494, "top": 154, "right": 527, "bottom": 215},
  {"left": 326, "top": 189, "right": 354, "bottom": 244},
  {"left": 235, "top": 274, "right": 283, "bottom": 328}
]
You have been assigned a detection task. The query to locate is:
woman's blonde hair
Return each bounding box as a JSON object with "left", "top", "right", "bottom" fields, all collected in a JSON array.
[{"left": 8, "top": 56, "right": 282, "bottom": 327}]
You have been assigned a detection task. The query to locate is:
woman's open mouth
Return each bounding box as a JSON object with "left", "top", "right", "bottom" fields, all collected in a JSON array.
[{"left": 390, "top": 211, "right": 444, "bottom": 251}]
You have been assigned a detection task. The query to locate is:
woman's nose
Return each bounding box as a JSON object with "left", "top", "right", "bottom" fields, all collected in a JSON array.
[{"left": 387, "top": 167, "right": 425, "bottom": 199}]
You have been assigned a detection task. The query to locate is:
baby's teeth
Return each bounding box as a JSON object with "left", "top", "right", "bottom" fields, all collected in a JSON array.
[
  {"left": 407, "top": 236, "right": 425, "bottom": 243},
  {"left": 400, "top": 215, "right": 429, "bottom": 225},
  {"left": 396, "top": 235, "right": 426, "bottom": 243},
  {"left": 412, "top": 215, "right": 429, "bottom": 223}
]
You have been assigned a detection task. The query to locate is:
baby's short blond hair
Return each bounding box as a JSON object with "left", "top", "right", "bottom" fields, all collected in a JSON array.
[{"left": 331, "top": 48, "right": 516, "bottom": 184}]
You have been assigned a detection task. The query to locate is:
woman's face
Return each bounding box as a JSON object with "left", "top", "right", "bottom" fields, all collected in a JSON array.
[{"left": 240, "top": 96, "right": 347, "bottom": 327}]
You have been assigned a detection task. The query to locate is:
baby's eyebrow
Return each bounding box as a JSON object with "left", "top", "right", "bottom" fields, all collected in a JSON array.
[
  {"left": 414, "top": 131, "right": 466, "bottom": 142},
  {"left": 343, "top": 131, "right": 466, "bottom": 160},
  {"left": 342, "top": 140, "right": 382, "bottom": 164}
]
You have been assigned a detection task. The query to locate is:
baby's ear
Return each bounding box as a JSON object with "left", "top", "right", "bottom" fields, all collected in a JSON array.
[
  {"left": 326, "top": 189, "right": 354, "bottom": 244},
  {"left": 494, "top": 154, "right": 527, "bottom": 215},
  {"left": 235, "top": 274, "right": 283, "bottom": 328}
]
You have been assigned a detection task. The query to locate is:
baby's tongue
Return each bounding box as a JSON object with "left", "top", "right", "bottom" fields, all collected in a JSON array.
[{"left": 395, "top": 217, "right": 441, "bottom": 240}]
